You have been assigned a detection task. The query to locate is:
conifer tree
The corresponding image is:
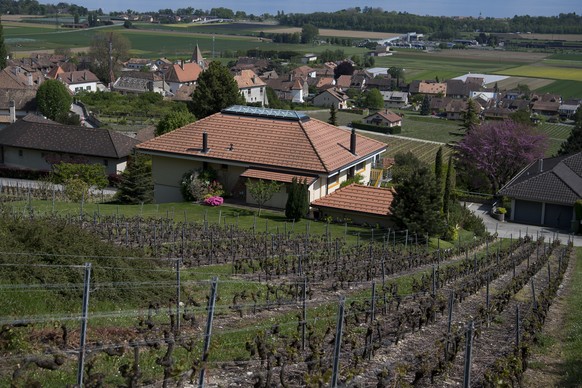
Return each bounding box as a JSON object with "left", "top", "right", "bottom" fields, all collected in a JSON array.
[
  {"left": 0, "top": 18, "right": 7, "bottom": 70},
  {"left": 442, "top": 155, "right": 455, "bottom": 219},
  {"left": 420, "top": 95, "right": 430, "bottom": 115},
  {"left": 328, "top": 104, "right": 337, "bottom": 126},
  {"left": 116, "top": 153, "right": 154, "bottom": 204}
]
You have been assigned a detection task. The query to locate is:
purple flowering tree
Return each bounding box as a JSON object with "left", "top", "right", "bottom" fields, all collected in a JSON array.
[{"left": 455, "top": 120, "right": 547, "bottom": 193}]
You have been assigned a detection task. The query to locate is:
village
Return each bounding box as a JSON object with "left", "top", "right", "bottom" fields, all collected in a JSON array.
[{"left": 0, "top": 4, "right": 582, "bottom": 387}]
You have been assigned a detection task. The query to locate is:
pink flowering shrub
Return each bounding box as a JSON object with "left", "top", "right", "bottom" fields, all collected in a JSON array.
[{"left": 204, "top": 196, "right": 224, "bottom": 206}]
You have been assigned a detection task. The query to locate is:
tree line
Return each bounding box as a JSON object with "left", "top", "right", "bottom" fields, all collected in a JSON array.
[{"left": 278, "top": 10, "right": 582, "bottom": 35}]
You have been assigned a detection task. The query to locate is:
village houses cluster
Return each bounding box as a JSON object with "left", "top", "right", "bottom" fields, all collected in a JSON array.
[{"left": 0, "top": 43, "right": 580, "bottom": 228}]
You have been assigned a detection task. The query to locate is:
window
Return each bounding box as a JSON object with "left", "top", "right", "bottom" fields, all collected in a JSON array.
[
  {"left": 18, "top": 150, "right": 23, "bottom": 157},
  {"left": 356, "top": 162, "right": 365, "bottom": 172},
  {"left": 328, "top": 174, "right": 338, "bottom": 186},
  {"left": 86, "top": 86, "right": 91, "bottom": 91},
  {"left": 103, "top": 159, "right": 109, "bottom": 166}
]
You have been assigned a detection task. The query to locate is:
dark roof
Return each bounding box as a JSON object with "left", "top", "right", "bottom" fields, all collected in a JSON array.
[
  {"left": 498, "top": 152, "right": 582, "bottom": 206},
  {"left": 0, "top": 115, "right": 140, "bottom": 159}
]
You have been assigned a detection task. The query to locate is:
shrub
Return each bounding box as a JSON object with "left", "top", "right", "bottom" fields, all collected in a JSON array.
[
  {"left": 496, "top": 207, "right": 507, "bottom": 214},
  {"left": 204, "top": 196, "right": 224, "bottom": 206},
  {"left": 180, "top": 168, "right": 224, "bottom": 202}
]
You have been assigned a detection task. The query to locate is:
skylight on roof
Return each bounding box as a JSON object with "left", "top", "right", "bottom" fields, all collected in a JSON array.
[{"left": 222, "top": 105, "right": 310, "bottom": 122}]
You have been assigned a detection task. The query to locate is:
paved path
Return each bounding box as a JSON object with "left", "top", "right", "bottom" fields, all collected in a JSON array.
[{"left": 465, "top": 201, "right": 582, "bottom": 247}]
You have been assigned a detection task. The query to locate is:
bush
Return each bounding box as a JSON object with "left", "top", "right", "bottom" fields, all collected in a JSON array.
[
  {"left": 180, "top": 168, "right": 224, "bottom": 202},
  {"left": 204, "top": 196, "right": 224, "bottom": 206}
]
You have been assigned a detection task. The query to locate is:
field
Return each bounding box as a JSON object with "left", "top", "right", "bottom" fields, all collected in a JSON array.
[
  {"left": 535, "top": 79, "right": 582, "bottom": 99},
  {"left": 496, "top": 64, "right": 582, "bottom": 81},
  {"left": 0, "top": 201, "right": 578, "bottom": 387}
]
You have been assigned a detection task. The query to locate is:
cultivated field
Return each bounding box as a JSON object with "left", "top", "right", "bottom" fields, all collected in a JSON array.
[
  {"left": 264, "top": 27, "right": 401, "bottom": 40},
  {"left": 496, "top": 64, "right": 582, "bottom": 81},
  {"left": 0, "top": 203, "right": 576, "bottom": 387}
]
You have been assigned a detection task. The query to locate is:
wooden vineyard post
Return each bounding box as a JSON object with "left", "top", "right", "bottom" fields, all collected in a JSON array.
[
  {"left": 77, "top": 263, "right": 92, "bottom": 388},
  {"left": 302, "top": 277, "right": 307, "bottom": 351},
  {"left": 463, "top": 320, "right": 474, "bottom": 388},
  {"left": 445, "top": 290, "right": 454, "bottom": 359},
  {"left": 176, "top": 258, "right": 181, "bottom": 335},
  {"left": 331, "top": 296, "right": 346, "bottom": 388},
  {"left": 516, "top": 305, "right": 520, "bottom": 349},
  {"left": 199, "top": 277, "right": 218, "bottom": 388}
]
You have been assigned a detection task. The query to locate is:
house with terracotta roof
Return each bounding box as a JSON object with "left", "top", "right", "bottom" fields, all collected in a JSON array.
[
  {"left": 312, "top": 88, "right": 350, "bottom": 110},
  {"left": 48, "top": 66, "right": 103, "bottom": 94},
  {"left": 164, "top": 62, "right": 203, "bottom": 94},
  {"left": 498, "top": 152, "right": 582, "bottom": 230},
  {"left": 265, "top": 75, "right": 308, "bottom": 103},
  {"left": 409, "top": 80, "right": 447, "bottom": 96},
  {"left": 311, "top": 184, "right": 394, "bottom": 227},
  {"left": 0, "top": 66, "right": 44, "bottom": 124},
  {"left": 234, "top": 70, "right": 268, "bottom": 106},
  {"left": 136, "top": 105, "right": 387, "bottom": 206},
  {"left": 0, "top": 114, "right": 140, "bottom": 175},
  {"left": 335, "top": 75, "right": 353, "bottom": 90},
  {"left": 363, "top": 110, "right": 402, "bottom": 127}
]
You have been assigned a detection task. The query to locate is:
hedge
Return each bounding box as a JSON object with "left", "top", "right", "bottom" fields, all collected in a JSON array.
[{"left": 351, "top": 121, "right": 402, "bottom": 134}]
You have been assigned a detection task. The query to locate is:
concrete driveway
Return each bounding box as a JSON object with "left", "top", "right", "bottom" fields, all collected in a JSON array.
[{"left": 465, "top": 201, "right": 582, "bottom": 247}]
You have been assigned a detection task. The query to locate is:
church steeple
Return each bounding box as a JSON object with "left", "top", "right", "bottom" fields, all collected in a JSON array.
[{"left": 191, "top": 44, "right": 206, "bottom": 69}]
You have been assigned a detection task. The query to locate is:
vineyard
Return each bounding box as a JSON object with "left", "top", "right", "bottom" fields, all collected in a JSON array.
[{"left": 0, "top": 204, "right": 575, "bottom": 387}]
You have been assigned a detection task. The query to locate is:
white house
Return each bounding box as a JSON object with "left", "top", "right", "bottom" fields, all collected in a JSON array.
[{"left": 234, "top": 70, "right": 268, "bottom": 106}]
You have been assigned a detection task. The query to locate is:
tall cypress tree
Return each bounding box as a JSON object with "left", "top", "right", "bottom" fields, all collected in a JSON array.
[
  {"left": 0, "top": 18, "right": 7, "bottom": 70},
  {"left": 434, "top": 146, "right": 444, "bottom": 193},
  {"left": 328, "top": 104, "right": 338, "bottom": 126},
  {"left": 442, "top": 155, "right": 455, "bottom": 220}
]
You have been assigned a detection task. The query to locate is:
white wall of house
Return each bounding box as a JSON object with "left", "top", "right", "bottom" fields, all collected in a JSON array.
[
  {"left": 291, "top": 89, "right": 304, "bottom": 103},
  {"left": 1, "top": 147, "right": 126, "bottom": 175},
  {"left": 240, "top": 86, "right": 268, "bottom": 106},
  {"left": 312, "top": 92, "right": 346, "bottom": 109},
  {"left": 69, "top": 81, "right": 98, "bottom": 94}
]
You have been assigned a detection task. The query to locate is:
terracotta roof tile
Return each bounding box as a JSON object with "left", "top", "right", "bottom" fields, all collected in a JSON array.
[
  {"left": 234, "top": 69, "right": 266, "bottom": 88},
  {"left": 311, "top": 184, "right": 394, "bottom": 215},
  {"left": 165, "top": 63, "right": 203, "bottom": 83},
  {"left": 137, "top": 108, "right": 386, "bottom": 174}
]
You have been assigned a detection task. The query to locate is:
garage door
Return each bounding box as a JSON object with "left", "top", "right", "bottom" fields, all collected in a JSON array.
[
  {"left": 513, "top": 200, "right": 542, "bottom": 225},
  {"left": 544, "top": 204, "right": 573, "bottom": 229}
]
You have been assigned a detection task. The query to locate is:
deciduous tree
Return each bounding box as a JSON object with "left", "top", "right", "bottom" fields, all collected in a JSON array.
[
  {"left": 246, "top": 179, "right": 282, "bottom": 216},
  {"left": 191, "top": 61, "right": 245, "bottom": 119},
  {"left": 156, "top": 109, "right": 196, "bottom": 136},
  {"left": 364, "top": 88, "right": 384, "bottom": 110},
  {"left": 36, "top": 79, "right": 72, "bottom": 122},
  {"left": 300, "top": 24, "right": 319, "bottom": 44},
  {"left": 455, "top": 120, "right": 547, "bottom": 193},
  {"left": 89, "top": 32, "right": 130, "bottom": 84}
]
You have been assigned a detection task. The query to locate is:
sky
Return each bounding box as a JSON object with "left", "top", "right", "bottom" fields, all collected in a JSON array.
[{"left": 71, "top": 0, "right": 581, "bottom": 19}]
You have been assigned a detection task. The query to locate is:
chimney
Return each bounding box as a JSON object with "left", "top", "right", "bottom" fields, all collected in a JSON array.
[
  {"left": 538, "top": 158, "right": 543, "bottom": 173},
  {"left": 350, "top": 128, "right": 357, "bottom": 155},
  {"left": 9, "top": 100, "right": 16, "bottom": 123},
  {"left": 202, "top": 131, "right": 209, "bottom": 154},
  {"left": 26, "top": 72, "right": 33, "bottom": 86}
]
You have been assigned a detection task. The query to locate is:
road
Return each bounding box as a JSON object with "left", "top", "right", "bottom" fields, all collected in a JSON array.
[{"left": 465, "top": 201, "right": 582, "bottom": 247}]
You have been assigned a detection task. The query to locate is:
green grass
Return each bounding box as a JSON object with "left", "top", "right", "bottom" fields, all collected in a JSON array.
[
  {"left": 496, "top": 65, "right": 582, "bottom": 81},
  {"left": 547, "top": 53, "right": 582, "bottom": 61},
  {"left": 7, "top": 200, "right": 381, "bottom": 242},
  {"left": 560, "top": 248, "right": 582, "bottom": 387},
  {"left": 534, "top": 79, "right": 582, "bottom": 99}
]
